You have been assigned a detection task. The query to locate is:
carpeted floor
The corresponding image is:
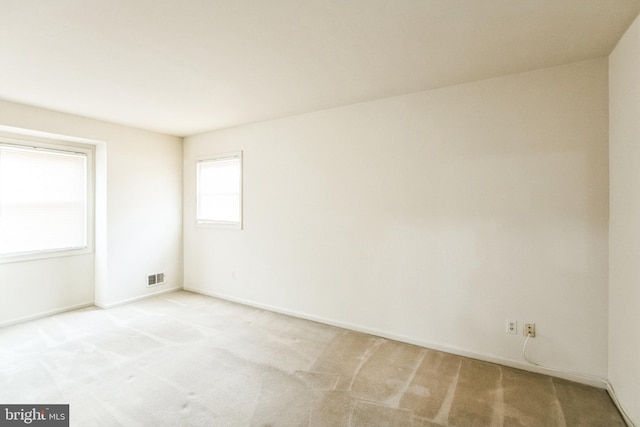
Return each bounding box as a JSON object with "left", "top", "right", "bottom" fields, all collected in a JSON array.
[{"left": 0, "top": 291, "right": 625, "bottom": 426}]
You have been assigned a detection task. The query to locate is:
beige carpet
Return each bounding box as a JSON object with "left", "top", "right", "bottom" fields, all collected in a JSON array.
[{"left": 0, "top": 291, "right": 625, "bottom": 426}]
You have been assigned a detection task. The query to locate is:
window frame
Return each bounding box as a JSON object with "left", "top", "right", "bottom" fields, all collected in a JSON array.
[
  {"left": 0, "top": 134, "right": 95, "bottom": 264},
  {"left": 196, "top": 151, "right": 243, "bottom": 230}
]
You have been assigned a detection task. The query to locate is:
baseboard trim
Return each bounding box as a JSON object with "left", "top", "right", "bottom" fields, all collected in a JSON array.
[
  {"left": 184, "top": 287, "right": 607, "bottom": 388},
  {"left": 95, "top": 286, "right": 182, "bottom": 309},
  {"left": 0, "top": 301, "right": 95, "bottom": 328}
]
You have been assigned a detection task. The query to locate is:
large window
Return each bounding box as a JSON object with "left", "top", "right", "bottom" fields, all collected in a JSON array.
[
  {"left": 196, "top": 152, "right": 242, "bottom": 229},
  {"left": 0, "top": 139, "right": 91, "bottom": 259}
]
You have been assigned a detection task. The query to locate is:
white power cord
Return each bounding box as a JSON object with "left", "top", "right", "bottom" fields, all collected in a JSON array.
[{"left": 522, "top": 333, "right": 635, "bottom": 427}]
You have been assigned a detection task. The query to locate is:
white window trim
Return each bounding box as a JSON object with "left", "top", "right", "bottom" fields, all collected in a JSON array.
[
  {"left": 0, "top": 133, "right": 95, "bottom": 264},
  {"left": 196, "top": 151, "right": 243, "bottom": 230}
]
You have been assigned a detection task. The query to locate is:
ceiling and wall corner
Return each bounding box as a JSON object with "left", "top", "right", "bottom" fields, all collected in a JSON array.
[{"left": 0, "top": 0, "right": 638, "bottom": 137}]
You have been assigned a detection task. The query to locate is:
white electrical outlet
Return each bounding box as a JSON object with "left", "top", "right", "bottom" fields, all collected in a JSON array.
[
  {"left": 506, "top": 319, "right": 518, "bottom": 334},
  {"left": 524, "top": 323, "right": 536, "bottom": 337}
]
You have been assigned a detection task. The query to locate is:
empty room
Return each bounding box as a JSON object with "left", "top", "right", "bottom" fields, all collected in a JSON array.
[{"left": 1, "top": 1, "right": 639, "bottom": 426}]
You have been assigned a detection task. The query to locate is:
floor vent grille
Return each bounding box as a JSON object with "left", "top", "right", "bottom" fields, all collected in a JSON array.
[{"left": 147, "top": 273, "right": 165, "bottom": 287}]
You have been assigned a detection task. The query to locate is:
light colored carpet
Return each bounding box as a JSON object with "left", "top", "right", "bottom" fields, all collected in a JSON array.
[{"left": 0, "top": 291, "right": 625, "bottom": 426}]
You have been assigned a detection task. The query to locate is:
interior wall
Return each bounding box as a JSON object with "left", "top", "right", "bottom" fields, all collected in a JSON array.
[
  {"left": 0, "top": 255, "right": 94, "bottom": 325},
  {"left": 184, "top": 58, "right": 609, "bottom": 378},
  {"left": 99, "top": 124, "right": 183, "bottom": 307},
  {"left": 0, "top": 100, "right": 183, "bottom": 324},
  {"left": 609, "top": 13, "right": 640, "bottom": 425}
]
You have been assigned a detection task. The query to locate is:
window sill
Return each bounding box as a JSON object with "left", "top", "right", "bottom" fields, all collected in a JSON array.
[
  {"left": 0, "top": 247, "right": 93, "bottom": 265},
  {"left": 196, "top": 220, "right": 242, "bottom": 230}
]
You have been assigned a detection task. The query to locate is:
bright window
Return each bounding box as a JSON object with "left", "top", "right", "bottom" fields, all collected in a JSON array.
[
  {"left": 0, "top": 141, "right": 90, "bottom": 258},
  {"left": 196, "top": 152, "right": 242, "bottom": 228}
]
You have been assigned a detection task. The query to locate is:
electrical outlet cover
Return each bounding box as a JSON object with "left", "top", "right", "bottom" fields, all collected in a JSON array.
[{"left": 524, "top": 323, "right": 536, "bottom": 337}]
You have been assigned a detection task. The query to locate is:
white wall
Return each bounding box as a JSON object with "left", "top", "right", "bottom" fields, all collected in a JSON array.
[
  {"left": 0, "top": 255, "right": 94, "bottom": 325},
  {"left": 609, "top": 13, "right": 640, "bottom": 425},
  {"left": 0, "top": 100, "right": 183, "bottom": 324},
  {"left": 184, "top": 58, "right": 609, "bottom": 378},
  {"left": 98, "top": 124, "right": 183, "bottom": 307}
]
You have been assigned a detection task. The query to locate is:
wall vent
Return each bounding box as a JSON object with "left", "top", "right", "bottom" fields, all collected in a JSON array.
[{"left": 147, "top": 273, "right": 165, "bottom": 287}]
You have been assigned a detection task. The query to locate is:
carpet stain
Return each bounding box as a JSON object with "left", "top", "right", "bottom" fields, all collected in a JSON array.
[{"left": 0, "top": 291, "right": 626, "bottom": 427}]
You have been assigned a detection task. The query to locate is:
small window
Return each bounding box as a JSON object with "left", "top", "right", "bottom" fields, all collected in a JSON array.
[
  {"left": 196, "top": 152, "right": 242, "bottom": 229},
  {"left": 0, "top": 140, "right": 91, "bottom": 259}
]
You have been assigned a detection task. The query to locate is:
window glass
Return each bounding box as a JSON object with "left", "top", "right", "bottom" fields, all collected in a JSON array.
[
  {"left": 0, "top": 143, "right": 88, "bottom": 256},
  {"left": 197, "top": 152, "right": 242, "bottom": 228}
]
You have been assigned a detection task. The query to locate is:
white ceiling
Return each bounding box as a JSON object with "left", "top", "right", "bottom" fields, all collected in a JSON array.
[{"left": 1, "top": 0, "right": 639, "bottom": 137}]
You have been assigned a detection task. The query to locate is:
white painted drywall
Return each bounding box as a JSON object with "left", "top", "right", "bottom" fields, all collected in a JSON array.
[
  {"left": 0, "top": 100, "right": 183, "bottom": 323},
  {"left": 609, "top": 13, "right": 640, "bottom": 425},
  {"left": 184, "top": 59, "right": 609, "bottom": 378},
  {"left": 98, "top": 124, "right": 183, "bottom": 307},
  {"left": 0, "top": 255, "right": 94, "bottom": 325}
]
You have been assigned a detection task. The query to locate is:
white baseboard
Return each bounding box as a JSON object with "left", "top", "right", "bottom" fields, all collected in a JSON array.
[
  {"left": 0, "top": 287, "right": 184, "bottom": 326},
  {"left": 0, "top": 301, "right": 95, "bottom": 328},
  {"left": 95, "top": 286, "right": 182, "bottom": 309},
  {"left": 183, "top": 287, "right": 605, "bottom": 388}
]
